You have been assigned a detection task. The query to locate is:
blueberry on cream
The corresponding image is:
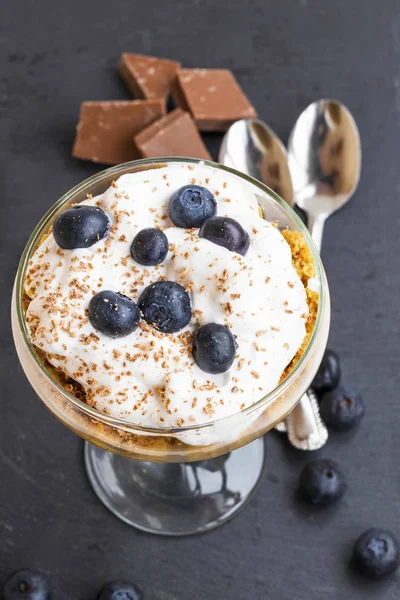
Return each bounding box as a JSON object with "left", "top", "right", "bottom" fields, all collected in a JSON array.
[
  {"left": 131, "top": 227, "right": 168, "bottom": 266},
  {"left": 138, "top": 281, "right": 191, "bottom": 334},
  {"left": 53, "top": 205, "right": 109, "bottom": 249},
  {"left": 192, "top": 323, "right": 236, "bottom": 374},
  {"left": 88, "top": 290, "right": 140, "bottom": 338},
  {"left": 199, "top": 216, "right": 250, "bottom": 256},
  {"left": 168, "top": 184, "right": 216, "bottom": 228}
]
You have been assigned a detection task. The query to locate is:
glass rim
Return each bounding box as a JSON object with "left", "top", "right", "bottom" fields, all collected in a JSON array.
[{"left": 15, "top": 157, "right": 327, "bottom": 436}]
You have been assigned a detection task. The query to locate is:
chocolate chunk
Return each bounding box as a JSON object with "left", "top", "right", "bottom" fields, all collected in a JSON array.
[
  {"left": 72, "top": 100, "right": 165, "bottom": 165},
  {"left": 134, "top": 108, "right": 211, "bottom": 160},
  {"left": 119, "top": 53, "right": 181, "bottom": 107},
  {"left": 171, "top": 69, "right": 257, "bottom": 131}
]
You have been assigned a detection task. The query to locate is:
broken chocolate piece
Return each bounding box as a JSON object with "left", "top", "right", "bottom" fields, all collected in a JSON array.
[
  {"left": 134, "top": 108, "right": 211, "bottom": 160},
  {"left": 119, "top": 53, "right": 181, "bottom": 107},
  {"left": 171, "top": 69, "right": 257, "bottom": 131},
  {"left": 72, "top": 100, "right": 165, "bottom": 165}
]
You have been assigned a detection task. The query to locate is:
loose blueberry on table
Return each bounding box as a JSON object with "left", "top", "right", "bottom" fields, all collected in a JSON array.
[
  {"left": 298, "top": 458, "right": 347, "bottom": 505},
  {"left": 320, "top": 387, "right": 365, "bottom": 431},
  {"left": 130, "top": 227, "right": 168, "bottom": 266},
  {"left": 199, "top": 216, "right": 250, "bottom": 256},
  {"left": 88, "top": 290, "right": 140, "bottom": 338},
  {"left": 168, "top": 184, "right": 216, "bottom": 228},
  {"left": 97, "top": 580, "right": 144, "bottom": 600},
  {"left": 53, "top": 205, "right": 109, "bottom": 249},
  {"left": 311, "top": 348, "right": 341, "bottom": 394},
  {"left": 138, "top": 280, "right": 191, "bottom": 333},
  {"left": 353, "top": 528, "right": 400, "bottom": 577},
  {"left": 192, "top": 323, "right": 236, "bottom": 374},
  {"left": 3, "top": 569, "right": 52, "bottom": 600}
]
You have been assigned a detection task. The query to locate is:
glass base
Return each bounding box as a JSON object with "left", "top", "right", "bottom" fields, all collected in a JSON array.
[{"left": 84, "top": 437, "right": 266, "bottom": 536}]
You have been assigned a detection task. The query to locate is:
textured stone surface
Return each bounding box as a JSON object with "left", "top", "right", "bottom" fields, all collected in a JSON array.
[{"left": 1, "top": 0, "right": 400, "bottom": 598}]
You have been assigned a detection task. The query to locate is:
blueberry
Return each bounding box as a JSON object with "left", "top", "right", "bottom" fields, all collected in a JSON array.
[
  {"left": 298, "top": 458, "right": 347, "bottom": 505},
  {"left": 138, "top": 281, "right": 191, "bottom": 333},
  {"left": 168, "top": 185, "right": 216, "bottom": 228},
  {"left": 320, "top": 387, "right": 365, "bottom": 431},
  {"left": 199, "top": 217, "right": 250, "bottom": 256},
  {"left": 53, "top": 205, "right": 109, "bottom": 249},
  {"left": 353, "top": 529, "right": 399, "bottom": 577},
  {"left": 97, "top": 580, "right": 143, "bottom": 600},
  {"left": 192, "top": 323, "right": 236, "bottom": 374},
  {"left": 311, "top": 349, "right": 341, "bottom": 394},
  {"left": 89, "top": 291, "right": 140, "bottom": 338},
  {"left": 3, "top": 569, "right": 52, "bottom": 600},
  {"left": 130, "top": 228, "right": 168, "bottom": 266}
]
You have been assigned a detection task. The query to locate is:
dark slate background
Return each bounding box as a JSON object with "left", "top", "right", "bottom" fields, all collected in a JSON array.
[{"left": 1, "top": 0, "right": 400, "bottom": 598}]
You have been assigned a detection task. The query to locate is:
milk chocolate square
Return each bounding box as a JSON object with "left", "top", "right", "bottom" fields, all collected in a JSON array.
[
  {"left": 119, "top": 53, "right": 181, "bottom": 106},
  {"left": 72, "top": 100, "right": 165, "bottom": 165},
  {"left": 134, "top": 108, "right": 211, "bottom": 160},
  {"left": 171, "top": 69, "right": 257, "bottom": 131}
]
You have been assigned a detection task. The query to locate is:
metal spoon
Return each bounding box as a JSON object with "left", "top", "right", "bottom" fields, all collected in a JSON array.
[
  {"left": 220, "top": 110, "right": 351, "bottom": 448},
  {"left": 219, "top": 102, "right": 361, "bottom": 450},
  {"left": 288, "top": 99, "right": 361, "bottom": 253},
  {"left": 219, "top": 119, "right": 327, "bottom": 449},
  {"left": 219, "top": 118, "right": 294, "bottom": 206},
  {"left": 284, "top": 100, "right": 361, "bottom": 447}
]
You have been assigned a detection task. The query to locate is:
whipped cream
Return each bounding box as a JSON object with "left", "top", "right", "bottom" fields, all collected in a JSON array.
[{"left": 25, "top": 162, "right": 309, "bottom": 445}]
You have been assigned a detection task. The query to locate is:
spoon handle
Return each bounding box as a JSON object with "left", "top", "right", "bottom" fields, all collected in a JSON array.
[
  {"left": 285, "top": 389, "right": 328, "bottom": 450},
  {"left": 274, "top": 390, "right": 328, "bottom": 450},
  {"left": 307, "top": 213, "right": 326, "bottom": 254}
]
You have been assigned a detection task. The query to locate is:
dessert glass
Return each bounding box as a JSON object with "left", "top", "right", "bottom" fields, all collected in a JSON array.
[{"left": 12, "top": 158, "right": 330, "bottom": 535}]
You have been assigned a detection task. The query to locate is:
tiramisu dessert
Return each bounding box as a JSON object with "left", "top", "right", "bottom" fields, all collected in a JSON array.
[{"left": 24, "top": 161, "right": 317, "bottom": 446}]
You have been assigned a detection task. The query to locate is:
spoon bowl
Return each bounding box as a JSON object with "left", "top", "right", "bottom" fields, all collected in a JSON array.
[
  {"left": 288, "top": 99, "right": 361, "bottom": 247},
  {"left": 219, "top": 118, "right": 294, "bottom": 206}
]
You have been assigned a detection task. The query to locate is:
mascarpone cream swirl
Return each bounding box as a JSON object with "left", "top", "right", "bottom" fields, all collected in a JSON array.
[{"left": 24, "top": 162, "right": 309, "bottom": 445}]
